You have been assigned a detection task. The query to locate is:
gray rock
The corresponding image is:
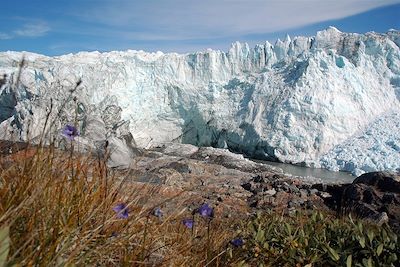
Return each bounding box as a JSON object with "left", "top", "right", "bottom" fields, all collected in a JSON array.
[
  {"left": 158, "top": 142, "right": 199, "bottom": 157},
  {"left": 84, "top": 115, "right": 107, "bottom": 141},
  {"left": 319, "top": 192, "right": 332, "bottom": 198},
  {"left": 107, "top": 137, "right": 135, "bottom": 169},
  {"left": 264, "top": 188, "right": 277, "bottom": 197},
  {"left": 300, "top": 189, "right": 308, "bottom": 199},
  {"left": 309, "top": 189, "right": 319, "bottom": 196},
  {"left": 370, "top": 212, "right": 389, "bottom": 226},
  {"left": 287, "top": 200, "right": 295, "bottom": 208},
  {"left": 283, "top": 182, "right": 300, "bottom": 193}
]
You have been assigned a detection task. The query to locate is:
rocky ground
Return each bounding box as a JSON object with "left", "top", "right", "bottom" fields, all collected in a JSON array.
[
  {"left": 116, "top": 143, "right": 400, "bottom": 232},
  {"left": 2, "top": 141, "right": 400, "bottom": 232}
]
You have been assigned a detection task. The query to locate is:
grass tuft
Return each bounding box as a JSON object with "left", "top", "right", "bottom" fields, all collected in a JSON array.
[
  {"left": 0, "top": 144, "right": 236, "bottom": 266},
  {"left": 1, "top": 143, "right": 399, "bottom": 266}
]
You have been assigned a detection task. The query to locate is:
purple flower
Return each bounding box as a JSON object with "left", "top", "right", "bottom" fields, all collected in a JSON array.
[
  {"left": 62, "top": 124, "right": 79, "bottom": 141},
  {"left": 152, "top": 207, "right": 163, "bottom": 218},
  {"left": 230, "top": 238, "right": 244, "bottom": 247},
  {"left": 182, "top": 218, "right": 194, "bottom": 229},
  {"left": 113, "top": 203, "right": 129, "bottom": 219},
  {"left": 198, "top": 203, "right": 214, "bottom": 218}
]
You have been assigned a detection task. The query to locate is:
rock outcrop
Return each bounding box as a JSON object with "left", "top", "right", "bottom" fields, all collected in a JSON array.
[{"left": 309, "top": 172, "right": 400, "bottom": 230}]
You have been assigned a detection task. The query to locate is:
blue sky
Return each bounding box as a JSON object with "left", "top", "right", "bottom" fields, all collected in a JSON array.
[{"left": 0, "top": 0, "right": 399, "bottom": 56}]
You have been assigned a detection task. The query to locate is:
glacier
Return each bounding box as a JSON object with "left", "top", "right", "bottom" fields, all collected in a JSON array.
[{"left": 0, "top": 27, "right": 399, "bottom": 175}]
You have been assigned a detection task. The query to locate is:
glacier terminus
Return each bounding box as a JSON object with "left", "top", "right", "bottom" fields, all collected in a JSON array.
[{"left": 0, "top": 27, "right": 399, "bottom": 176}]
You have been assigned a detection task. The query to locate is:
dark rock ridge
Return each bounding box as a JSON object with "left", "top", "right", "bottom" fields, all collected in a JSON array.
[
  {"left": 342, "top": 172, "right": 400, "bottom": 228},
  {"left": 242, "top": 171, "right": 400, "bottom": 231},
  {"left": 309, "top": 172, "right": 400, "bottom": 230}
]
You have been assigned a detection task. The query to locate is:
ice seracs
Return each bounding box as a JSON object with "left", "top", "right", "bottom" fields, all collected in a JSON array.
[
  {"left": 320, "top": 112, "right": 400, "bottom": 176},
  {"left": 0, "top": 27, "right": 399, "bottom": 175}
]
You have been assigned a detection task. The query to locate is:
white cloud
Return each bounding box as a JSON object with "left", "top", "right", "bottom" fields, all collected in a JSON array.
[
  {"left": 76, "top": 0, "right": 400, "bottom": 40},
  {"left": 0, "top": 33, "right": 12, "bottom": 40},
  {"left": 14, "top": 22, "right": 50, "bottom": 37},
  {"left": 0, "top": 20, "right": 50, "bottom": 40}
]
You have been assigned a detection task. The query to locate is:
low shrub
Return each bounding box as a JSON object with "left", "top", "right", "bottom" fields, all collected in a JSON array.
[{"left": 227, "top": 211, "right": 399, "bottom": 266}]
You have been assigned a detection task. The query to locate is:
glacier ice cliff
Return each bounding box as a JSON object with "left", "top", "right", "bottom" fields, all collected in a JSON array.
[{"left": 0, "top": 27, "right": 399, "bottom": 174}]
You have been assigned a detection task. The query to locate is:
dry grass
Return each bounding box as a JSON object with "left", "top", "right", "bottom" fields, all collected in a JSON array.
[{"left": 0, "top": 144, "right": 239, "bottom": 266}]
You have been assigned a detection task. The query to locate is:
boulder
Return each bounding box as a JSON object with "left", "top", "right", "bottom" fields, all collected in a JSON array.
[{"left": 341, "top": 172, "right": 400, "bottom": 229}]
